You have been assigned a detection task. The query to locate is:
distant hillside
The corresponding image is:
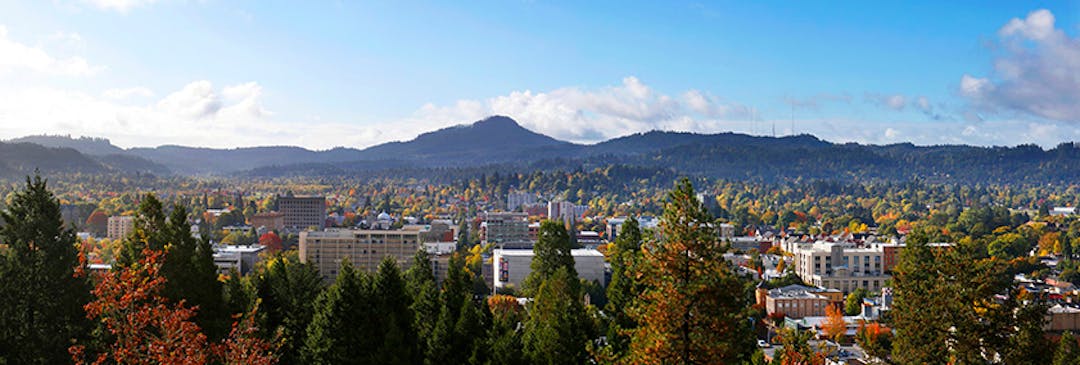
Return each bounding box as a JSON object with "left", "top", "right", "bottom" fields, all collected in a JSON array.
[
  {"left": 126, "top": 145, "right": 365, "bottom": 175},
  {"left": 0, "top": 142, "right": 108, "bottom": 178},
  {"left": 8, "top": 116, "right": 1080, "bottom": 184},
  {"left": 9, "top": 135, "right": 126, "bottom": 155}
]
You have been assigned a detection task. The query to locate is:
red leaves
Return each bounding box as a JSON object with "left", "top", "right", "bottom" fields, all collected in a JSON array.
[{"left": 71, "top": 249, "right": 278, "bottom": 365}]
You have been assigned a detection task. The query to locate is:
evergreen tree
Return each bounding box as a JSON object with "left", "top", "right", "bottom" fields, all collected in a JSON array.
[
  {"left": 522, "top": 266, "right": 589, "bottom": 365},
  {"left": 626, "top": 178, "right": 755, "bottom": 364},
  {"left": 427, "top": 253, "right": 486, "bottom": 365},
  {"left": 891, "top": 230, "right": 949, "bottom": 363},
  {"left": 302, "top": 259, "right": 376, "bottom": 364},
  {"left": 371, "top": 256, "right": 419, "bottom": 364},
  {"left": 160, "top": 204, "right": 229, "bottom": 339},
  {"left": 254, "top": 253, "right": 324, "bottom": 364},
  {"left": 893, "top": 229, "right": 1051, "bottom": 363},
  {"left": 485, "top": 295, "right": 526, "bottom": 365},
  {"left": 0, "top": 175, "right": 92, "bottom": 364},
  {"left": 602, "top": 216, "right": 644, "bottom": 360},
  {"left": 1054, "top": 332, "right": 1080, "bottom": 365},
  {"left": 405, "top": 250, "right": 440, "bottom": 360},
  {"left": 521, "top": 219, "right": 576, "bottom": 295}
]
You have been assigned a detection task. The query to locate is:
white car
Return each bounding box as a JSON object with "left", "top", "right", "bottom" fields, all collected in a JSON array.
[{"left": 757, "top": 339, "right": 771, "bottom": 348}]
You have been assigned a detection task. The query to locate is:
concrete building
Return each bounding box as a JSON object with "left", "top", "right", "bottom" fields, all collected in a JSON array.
[
  {"left": 299, "top": 228, "right": 424, "bottom": 280},
  {"left": 492, "top": 248, "right": 606, "bottom": 291},
  {"left": 791, "top": 240, "right": 890, "bottom": 293},
  {"left": 481, "top": 212, "right": 531, "bottom": 248},
  {"left": 278, "top": 195, "right": 326, "bottom": 230},
  {"left": 107, "top": 216, "right": 135, "bottom": 241},
  {"left": 507, "top": 191, "right": 537, "bottom": 212},
  {"left": 250, "top": 212, "right": 285, "bottom": 231},
  {"left": 213, "top": 244, "right": 266, "bottom": 275}
]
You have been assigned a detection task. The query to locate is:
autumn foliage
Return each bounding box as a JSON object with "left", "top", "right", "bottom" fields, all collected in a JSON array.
[{"left": 70, "top": 249, "right": 278, "bottom": 365}]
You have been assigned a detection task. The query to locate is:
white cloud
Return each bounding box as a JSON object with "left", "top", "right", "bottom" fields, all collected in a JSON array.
[
  {"left": 2, "top": 75, "right": 1079, "bottom": 151},
  {"left": 81, "top": 0, "right": 159, "bottom": 13},
  {"left": 866, "top": 93, "right": 907, "bottom": 111},
  {"left": 103, "top": 87, "right": 154, "bottom": 100},
  {"left": 960, "top": 9, "right": 1080, "bottom": 122},
  {"left": 0, "top": 25, "right": 102, "bottom": 77}
]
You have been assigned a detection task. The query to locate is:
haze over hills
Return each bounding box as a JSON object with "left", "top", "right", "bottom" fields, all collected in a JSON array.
[{"left": 4, "top": 115, "right": 1080, "bottom": 184}]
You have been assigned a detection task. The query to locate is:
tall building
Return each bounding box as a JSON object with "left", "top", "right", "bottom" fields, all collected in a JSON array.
[
  {"left": 299, "top": 228, "right": 424, "bottom": 280},
  {"left": 278, "top": 195, "right": 326, "bottom": 230},
  {"left": 481, "top": 212, "right": 531, "bottom": 248},
  {"left": 507, "top": 191, "right": 537, "bottom": 212},
  {"left": 107, "top": 216, "right": 135, "bottom": 241}
]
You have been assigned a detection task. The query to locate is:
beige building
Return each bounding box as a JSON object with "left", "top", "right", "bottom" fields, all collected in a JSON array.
[
  {"left": 278, "top": 195, "right": 326, "bottom": 230},
  {"left": 764, "top": 284, "right": 841, "bottom": 318},
  {"left": 107, "top": 216, "right": 135, "bottom": 241},
  {"left": 792, "top": 241, "right": 889, "bottom": 293},
  {"left": 299, "top": 229, "right": 423, "bottom": 280},
  {"left": 250, "top": 212, "right": 285, "bottom": 231}
]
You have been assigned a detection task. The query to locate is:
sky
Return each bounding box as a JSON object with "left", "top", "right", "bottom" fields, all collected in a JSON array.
[{"left": 1, "top": 1, "right": 1080, "bottom": 149}]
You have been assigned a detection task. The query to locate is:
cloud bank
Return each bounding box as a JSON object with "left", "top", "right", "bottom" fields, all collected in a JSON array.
[{"left": 961, "top": 9, "right": 1080, "bottom": 123}]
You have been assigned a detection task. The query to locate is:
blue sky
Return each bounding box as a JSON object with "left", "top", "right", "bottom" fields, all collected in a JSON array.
[{"left": 0, "top": 1, "right": 1079, "bottom": 149}]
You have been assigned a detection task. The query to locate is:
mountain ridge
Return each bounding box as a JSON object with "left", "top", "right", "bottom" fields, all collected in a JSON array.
[{"left": 6, "top": 116, "right": 1080, "bottom": 183}]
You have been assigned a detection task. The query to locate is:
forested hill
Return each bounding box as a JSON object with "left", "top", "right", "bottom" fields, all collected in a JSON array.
[
  {"left": 6, "top": 116, "right": 1080, "bottom": 184},
  {"left": 0, "top": 142, "right": 170, "bottom": 178}
]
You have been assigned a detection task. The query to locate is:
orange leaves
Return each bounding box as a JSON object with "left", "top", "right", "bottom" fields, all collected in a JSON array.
[
  {"left": 71, "top": 249, "right": 278, "bottom": 365},
  {"left": 823, "top": 305, "right": 846, "bottom": 343}
]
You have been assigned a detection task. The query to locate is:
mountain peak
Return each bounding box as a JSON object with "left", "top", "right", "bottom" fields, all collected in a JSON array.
[{"left": 472, "top": 115, "right": 520, "bottom": 128}]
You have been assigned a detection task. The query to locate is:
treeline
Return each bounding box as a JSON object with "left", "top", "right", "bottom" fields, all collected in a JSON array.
[{"left": 0, "top": 176, "right": 763, "bottom": 364}]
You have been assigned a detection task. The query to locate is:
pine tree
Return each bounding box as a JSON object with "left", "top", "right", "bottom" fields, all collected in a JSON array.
[
  {"left": 522, "top": 266, "right": 589, "bottom": 365},
  {"left": 626, "top": 178, "right": 755, "bottom": 364},
  {"left": 891, "top": 230, "right": 949, "bottom": 363},
  {"left": 602, "top": 216, "right": 644, "bottom": 360},
  {"left": 371, "top": 256, "right": 419, "bottom": 364},
  {"left": 254, "top": 253, "right": 324, "bottom": 364},
  {"left": 521, "top": 219, "right": 576, "bottom": 295},
  {"left": 160, "top": 205, "right": 229, "bottom": 339},
  {"left": 302, "top": 259, "right": 375, "bottom": 364},
  {"left": 405, "top": 250, "right": 440, "bottom": 361},
  {"left": 427, "top": 254, "right": 486, "bottom": 365},
  {"left": 0, "top": 175, "right": 92, "bottom": 364}
]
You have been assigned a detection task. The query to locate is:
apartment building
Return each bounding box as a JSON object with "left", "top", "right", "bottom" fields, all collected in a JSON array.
[
  {"left": 107, "top": 216, "right": 135, "bottom": 241},
  {"left": 792, "top": 240, "right": 889, "bottom": 293},
  {"left": 299, "top": 228, "right": 424, "bottom": 280}
]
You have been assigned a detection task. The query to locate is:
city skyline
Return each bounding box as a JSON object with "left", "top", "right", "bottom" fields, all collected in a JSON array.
[{"left": 1, "top": 1, "right": 1079, "bottom": 149}]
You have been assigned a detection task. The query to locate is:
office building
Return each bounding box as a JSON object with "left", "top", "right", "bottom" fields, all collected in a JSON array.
[
  {"left": 481, "top": 212, "right": 531, "bottom": 248},
  {"left": 278, "top": 195, "right": 326, "bottom": 230},
  {"left": 299, "top": 228, "right": 424, "bottom": 280}
]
